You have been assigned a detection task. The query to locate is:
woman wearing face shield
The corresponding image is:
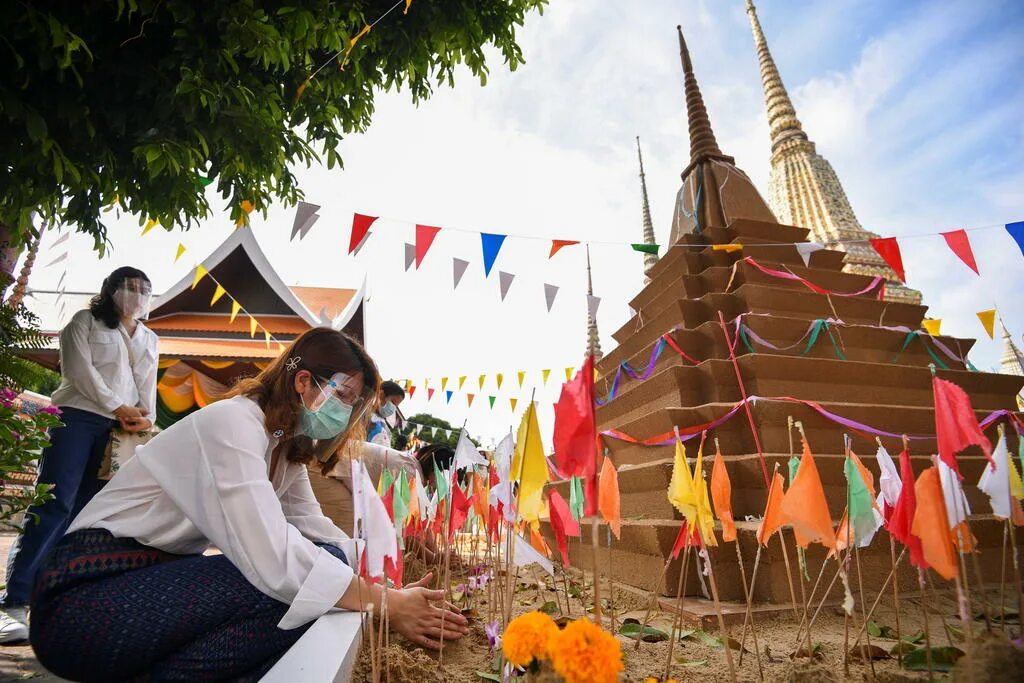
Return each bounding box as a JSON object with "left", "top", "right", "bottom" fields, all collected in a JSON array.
[
  {"left": 367, "top": 380, "right": 405, "bottom": 447},
  {"left": 0, "top": 266, "right": 158, "bottom": 644},
  {"left": 28, "top": 328, "right": 468, "bottom": 681}
]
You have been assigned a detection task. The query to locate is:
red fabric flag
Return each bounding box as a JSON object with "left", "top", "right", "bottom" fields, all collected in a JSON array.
[
  {"left": 933, "top": 376, "right": 993, "bottom": 478},
  {"left": 670, "top": 520, "right": 701, "bottom": 559},
  {"left": 940, "top": 229, "right": 980, "bottom": 275},
  {"left": 448, "top": 481, "right": 471, "bottom": 540},
  {"left": 889, "top": 449, "right": 925, "bottom": 569},
  {"left": 381, "top": 485, "right": 395, "bottom": 521},
  {"left": 407, "top": 385, "right": 416, "bottom": 398},
  {"left": 549, "top": 239, "right": 580, "bottom": 258},
  {"left": 348, "top": 213, "right": 378, "bottom": 254},
  {"left": 868, "top": 237, "right": 906, "bottom": 282},
  {"left": 553, "top": 355, "right": 598, "bottom": 515},
  {"left": 415, "top": 224, "right": 442, "bottom": 268},
  {"left": 548, "top": 489, "right": 580, "bottom": 566},
  {"left": 384, "top": 552, "right": 403, "bottom": 586}
]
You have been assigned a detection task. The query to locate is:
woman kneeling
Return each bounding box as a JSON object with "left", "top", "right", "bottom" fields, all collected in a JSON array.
[{"left": 30, "top": 328, "right": 468, "bottom": 681}]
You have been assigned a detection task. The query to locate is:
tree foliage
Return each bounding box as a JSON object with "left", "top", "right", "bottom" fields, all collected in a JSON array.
[
  {"left": 0, "top": 279, "right": 55, "bottom": 392},
  {"left": 0, "top": 0, "right": 545, "bottom": 250}
]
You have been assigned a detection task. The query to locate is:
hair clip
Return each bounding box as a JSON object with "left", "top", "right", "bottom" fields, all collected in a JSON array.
[
  {"left": 272, "top": 429, "right": 285, "bottom": 438},
  {"left": 285, "top": 356, "right": 301, "bottom": 372}
]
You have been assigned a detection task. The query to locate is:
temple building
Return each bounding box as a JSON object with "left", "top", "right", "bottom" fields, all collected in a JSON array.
[
  {"left": 26, "top": 228, "right": 365, "bottom": 427},
  {"left": 744, "top": 0, "right": 922, "bottom": 305}
]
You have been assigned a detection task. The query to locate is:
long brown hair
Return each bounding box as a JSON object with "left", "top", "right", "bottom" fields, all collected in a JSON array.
[{"left": 226, "top": 327, "right": 380, "bottom": 468}]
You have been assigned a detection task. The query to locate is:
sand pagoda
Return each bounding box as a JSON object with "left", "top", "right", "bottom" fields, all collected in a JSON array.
[{"left": 550, "top": 26, "right": 1024, "bottom": 607}]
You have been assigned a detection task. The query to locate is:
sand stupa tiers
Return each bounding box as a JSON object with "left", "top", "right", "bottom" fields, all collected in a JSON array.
[{"left": 543, "top": 24, "right": 1024, "bottom": 612}]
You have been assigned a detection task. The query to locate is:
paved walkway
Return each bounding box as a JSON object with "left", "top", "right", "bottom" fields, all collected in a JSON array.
[{"left": 0, "top": 533, "right": 65, "bottom": 682}]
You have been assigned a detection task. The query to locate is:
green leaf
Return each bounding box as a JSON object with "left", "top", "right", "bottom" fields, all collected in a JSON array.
[
  {"left": 675, "top": 656, "right": 707, "bottom": 667},
  {"left": 867, "top": 621, "right": 882, "bottom": 637},
  {"left": 619, "top": 622, "right": 670, "bottom": 643},
  {"left": 901, "top": 646, "right": 965, "bottom": 673},
  {"left": 475, "top": 673, "right": 502, "bottom": 682},
  {"left": 538, "top": 601, "right": 558, "bottom": 614}
]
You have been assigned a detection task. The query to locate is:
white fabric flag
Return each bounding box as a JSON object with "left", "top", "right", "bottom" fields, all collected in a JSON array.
[
  {"left": 979, "top": 433, "right": 1012, "bottom": 520},
  {"left": 874, "top": 445, "right": 902, "bottom": 510},
  {"left": 586, "top": 294, "right": 601, "bottom": 319},
  {"left": 404, "top": 243, "right": 416, "bottom": 271},
  {"left": 795, "top": 242, "right": 825, "bottom": 267},
  {"left": 544, "top": 283, "right": 558, "bottom": 312},
  {"left": 290, "top": 201, "right": 321, "bottom": 241},
  {"left": 938, "top": 458, "right": 971, "bottom": 529},
  {"left": 512, "top": 533, "right": 553, "bottom": 576},
  {"left": 452, "top": 257, "right": 469, "bottom": 289},
  {"left": 454, "top": 429, "right": 487, "bottom": 469},
  {"left": 498, "top": 271, "right": 515, "bottom": 301},
  {"left": 351, "top": 459, "right": 398, "bottom": 579},
  {"left": 489, "top": 432, "right": 516, "bottom": 521}
]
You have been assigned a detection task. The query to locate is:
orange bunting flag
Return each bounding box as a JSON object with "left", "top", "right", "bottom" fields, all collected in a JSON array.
[
  {"left": 911, "top": 465, "right": 959, "bottom": 580},
  {"left": 710, "top": 444, "right": 736, "bottom": 542},
  {"left": 549, "top": 239, "right": 580, "bottom": 258},
  {"left": 264, "top": 330, "right": 271, "bottom": 349},
  {"left": 403, "top": 0, "right": 413, "bottom": 14},
  {"left": 756, "top": 470, "right": 786, "bottom": 547},
  {"left": 466, "top": 393, "right": 475, "bottom": 407},
  {"left": 340, "top": 24, "right": 371, "bottom": 70},
  {"left": 510, "top": 398, "right": 518, "bottom": 413},
  {"left": 598, "top": 456, "right": 621, "bottom": 539},
  {"left": 781, "top": 440, "right": 836, "bottom": 549}
]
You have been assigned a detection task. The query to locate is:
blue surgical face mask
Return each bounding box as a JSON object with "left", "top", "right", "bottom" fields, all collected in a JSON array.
[
  {"left": 297, "top": 380, "right": 353, "bottom": 441},
  {"left": 379, "top": 401, "right": 397, "bottom": 419}
]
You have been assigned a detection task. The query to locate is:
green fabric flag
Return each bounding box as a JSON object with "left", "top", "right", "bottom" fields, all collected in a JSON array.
[
  {"left": 488, "top": 395, "right": 496, "bottom": 408},
  {"left": 434, "top": 461, "right": 449, "bottom": 501},
  {"left": 844, "top": 456, "right": 876, "bottom": 546},
  {"left": 393, "top": 469, "right": 410, "bottom": 528},
  {"left": 195, "top": 175, "right": 214, "bottom": 189},
  {"left": 378, "top": 468, "right": 394, "bottom": 497},
  {"left": 788, "top": 456, "right": 800, "bottom": 486},
  {"left": 568, "top": 476, "right": 585, "bottom": 521},
  {"left": 630, "top": 243, "right": 659, "bottom": 255}
]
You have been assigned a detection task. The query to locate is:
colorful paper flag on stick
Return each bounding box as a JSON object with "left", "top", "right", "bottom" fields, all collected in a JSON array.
[
  {"left": 598, "top": 456, "right": 621, "bottom": 539},
  {"left": 940, "top": 229, "right": 980, "bottom": 275},
  {"left": 979, "top": 433, "right": 1012, "bottom": 520},
  {"left": 452, "top": 257, "right": 469, "bottom": 289},
  {"left": 922, "top": 319, "right": 941, "bottom": 336},
  {"left": 290, "top": 201, "right": 321, "bottom": 241},
  {"left": 668, "top": 440, "right": 697, "bottom": 522},
  {"left": 875, "top": 444, "right": 902, "bottom": 519},
  {"left": 352, "top": 459, "right": 399, "bottom": 580},
  {"left": 890, "top": 449, "right": 925, "bottom": 567},
  {"left": 692, "top": 440, "right": 717, "bottom": 546},
  {"left": 349, "top": 213, "right": 378, "bottom": 254},
  {"left": 448, "top": 481, "right": 471, "bottom": 540},
  {"left": 976, "top": 309, "right": 996, "bottom": 339},
  {"left": 933, "top": 375, "right": 993, "bottom": 478},
  {"left": 498, "top": 271, "right": 515, "bottom": 300},
  {"left": 868, "top": 237, "right": 906, "bottom": 282},
  {"left": 544, "top": 283, "right": 559, "bottom": 312},
  {"left": 414, "top": 224, "right": 442, "bottom": 268},
  {"left": 710, "top": 444, "right": 736, "bottom": 542},
  {"left": 455, "top": 429, "right": 487, "bottom": 470},
  {"left": 781, "top": 440, "right": 835, "bottom": 549},
  {"left": 631, "top": 243, "right": 659, "bottom": 255},
  {"left": 210, "top": 284, "right": 227, "bottom": 306},
  {"left": 756, "top": 470, "right": 786, "bottom": 546},
  {"left": 548, "top": 490, "right": 580, "bottom": 566},
  {"left": 480, "top": 233, "right": 506, "bottom": 277},
  {"left": 191, "top": 265, "right": 208, "bottom": 289},
  {"left": 174, "top": 243, "right": 187, "bottom": 263},
  {"left": 549, "top": 240, "right": 579, "bottom": 258},
  {"left": 230, "top": 300, "right": 242, "bottom": 323},
  {"left": 845, "top": 453, "right": 880, "bottom": 547},
  {"left": 512, "top": 402, "right": 549, "bottom": 525},
  {"left": 911, "top": 465, "right": 958, "bottom": 580},
  {"left": 1006, "top": 221, "right": 1024, "bottom": 257}
]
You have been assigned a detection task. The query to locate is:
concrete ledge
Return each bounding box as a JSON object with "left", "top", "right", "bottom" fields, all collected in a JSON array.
[{"left": 261, "top": 611, "right": 364, "bottom": 683}]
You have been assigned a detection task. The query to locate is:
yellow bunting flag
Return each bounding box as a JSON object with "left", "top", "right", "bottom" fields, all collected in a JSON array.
[
  {"left": 174, "top": 243, "right": 187, "bottom": 263},
  {"left": 517, "top": 371, "right": 526, "bottom": 388},
  {"left": 510, "top": 398, "right": 518, "bottom": 413},
  {"left": 296, "top": 77, "right": 310, "bottom": 99},
  {"left": 564, "top": 367, "right": 573, "bottom": 382},
  {"left": 458, "top": 375, "right": 467, "bottom": 390},
  {"left": 542, "top": 369, "right": 551, "bottom": 385},
  {"left": 191, "top": 265, "right": 208, "bottom": 290},
  {"left": 277, "top": 343, "right": 286, "bottom": 354},
  {"left": 230, "top": 299, "right": 242, "bottom": 323},
  {"left": 441, "top": 377, "right": 449, "bottom": 391},
  {"left": 340, "top": 24, "right": 371, "bottom": 70},
  {"left": 511, "top": 402, "right": 549, "bottom": 526},
  {"left": 264, "top": 330, "right": 272, "bottom": 349},
  {"left": 922, "top": 318, "right": 942, "bottom": 336},
  {"left": 403, "top": 0, "right": 413, "bottom": 14},
  {"left": 976, "top": 309, "right": 996, "bottom": 339},
  {"left": 478, "top": 374, "right": 486, "bottom": 390},
  {"left": 249, "top": 316, "right": 258, "bottom": 338},
  {"left": 141, "top": 218, "right": 159, "bottom": 236},
  {"left": 496, "top": 373, "right": 504, "bottom": 390},
  {"left": 210, "top": 284, "right": 227, "bottom": 306},
  {"left": 467, "top": 393, "right": 475, "bottom": 407},
  {"left": 711, "top": 243, "right": 743, "bottom": 253}
]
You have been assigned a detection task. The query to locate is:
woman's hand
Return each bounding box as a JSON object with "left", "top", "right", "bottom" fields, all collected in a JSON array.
[
  {"left": 120, "top": 416, "right": 152, "bottom": 433},
  {"left": 388, "top": 572, "right": 469, "bottom": 650},
  {"left": 113, "top": 405, "right": 142, "bottom": 421}
]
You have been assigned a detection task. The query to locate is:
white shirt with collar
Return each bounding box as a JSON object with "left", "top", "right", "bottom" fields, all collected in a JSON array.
[
  {"left": 68, "top": 395, "right": 359, "bottom": 629},
  {"left": 50, "top": 309, "right": 158, "bottom": 419}
]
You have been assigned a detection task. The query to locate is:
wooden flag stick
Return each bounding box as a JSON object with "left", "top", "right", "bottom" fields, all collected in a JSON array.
[
  {"left": 854, "top": 542, "right": 878, "bottom": 680},
  {"left": 590, "top": 516, "right": 603, "bottom": 625},
  {"left": 634, "top": 560, "right": 670, "bottom": 652},
  {"left": 733, "top": 540, "right": 764, "bottom": 681},
  {"left": 1010, "top": 518, "right": 1024, "bottom": 639},
  {"left": 917, "top": 568, "right": 936, "bottom": 682},
  {"left": 737, "top": 540, "right": 765, "bottom": 657},
  {"left": 851, "top": 546, "right": 907, "bottom": 647},
  {"left": 663, "top": 545, "right": 692, "bottom": 683},
  {"left": 1000, "top": 522, "right": 1009, "bottom": 632},
  {"left": 695, "top": 531, "right": 738, "bottom": 683},
  {"left": 925, "top": 572, "right": 958, "bottom": 648},
  {"left": 793, "top": 554, "right": 831, "bottom": 647}
]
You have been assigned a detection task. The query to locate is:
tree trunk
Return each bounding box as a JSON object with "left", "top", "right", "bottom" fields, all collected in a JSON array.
[{"left": 0, "top": 223, "right": 22, "bottom": 300}]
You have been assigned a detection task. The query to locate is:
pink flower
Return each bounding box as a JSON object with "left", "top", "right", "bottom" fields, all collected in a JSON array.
[
  {"left": 485, "top": 619, "right": 502, "bottom": 650},
  {"left": 0, "top": 388, "right": 17, "bottom": 406},
  {"left": 40, "top": 405, "right": 62, "bottom": 416}
]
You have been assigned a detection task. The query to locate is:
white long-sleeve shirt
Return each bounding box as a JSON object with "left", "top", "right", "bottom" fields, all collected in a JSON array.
[
  {"left": 50, "top": 309, "right": 158, "bottom": 419},
  {"left": 68, "top": 395, "right": 359, "bottom": 629}
]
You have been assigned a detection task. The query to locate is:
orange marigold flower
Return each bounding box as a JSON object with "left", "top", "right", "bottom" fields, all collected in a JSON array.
[
  {"left": 548, "top": 618, "right": 624, "bottom": 683},
  {"left": 501, "top": 611, "right": 558, "bottom": 667}
]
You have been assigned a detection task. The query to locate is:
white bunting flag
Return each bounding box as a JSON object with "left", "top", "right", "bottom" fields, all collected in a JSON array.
[
  {"left": 52, "top": 232, "right": 70, "bottom": 247},
  {"left": 587, "top": 294, "right": 601, "bottom": 319},
  {"left": 45, "top": 253, "right": 68, "bottom": 268},
  {"left": 544, "top": 283, "right": 558, "bottom": 312},
  {"left": 499, "top": 271, "right": 515, "bottom": 301},
  {"left": 453, "top": 257, "right": 469, "bottom": 289},
  {"left": 289, "top": 201, "right": 321, "bottom": 241},
  {"left": 404, "top": 243, "right": 416, "bottom": 271},
  {"left": 795, "top": 242, "right": 825, "bottom": 267}
]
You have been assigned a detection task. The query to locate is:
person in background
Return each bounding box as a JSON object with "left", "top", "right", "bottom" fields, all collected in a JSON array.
[
  {"left": 367, "top": 380, "right": 405, "bottom": 448},
  {"left": 28, "top": 328, "right": 467, "bottom": 681},
  {"left": 0, "top": 267, "right": 157, "bottom": 644}
]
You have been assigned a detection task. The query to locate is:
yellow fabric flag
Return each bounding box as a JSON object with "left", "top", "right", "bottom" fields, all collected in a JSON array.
[
  {"left": 441, "top": 377, "right": 449, "bottom": 391},
  {"left": 210, "top": 284, "right": 227, "bottom": 306},
  {"left": 458, "top": 375, "right": 467, "bottom": 390},
  {"left": 510, "top": 398, "right": 518, "bottom": 413},
  {"left": 667, "top": 440, "right": 697, "bottom": 523},
  {"left": 191, "top": 265, "right": 208, "bottom": 290},
  {"left": 403, "top": 0, "right": 413, "bottom": 14},
  {"left": 692, "top": 441, "right": 717, "bottom": 547},
  {"left": 517, "top": 371, "right": 526, "bottom": 388},
  {"left": 141, "top": 218, "right": 159, "bottom": 236},
  {"left": 511, "top": 402, "right": 548, "bottom": 526},
  {"left": 249, "top": 316, "right": 258, "bottom": 338},
  {"left": 496, "top": 373, "right": 504, "bottom": 390},
  {"left": 922, "top": 318, "right": 941, "bottom": 336},
  {"left": 264, "top": 330, "right": 272, "bottom": 349},
  {"left": 711, "top": 243, "right": 743, "bottom": 253},
  {"left": 564, "top": 367, "right": 573, "bottom": 382},
  {"left": 478, "top": 374, "right": 486, "bottom": 391},
  {"left": 230, "top": 299, "right": 242, "bottom": 323},
  {"left": 174, "top": 243, "right": 187, "bottom": 263},
  {"left": 1010, "top": 456, "right": 1024, "bottom": 501},
  {"left": 976, "top": 309, "right": 997, "bottom": 339},
  {"left": 542, "top": 369, "right": 551, "bottom": 385}
]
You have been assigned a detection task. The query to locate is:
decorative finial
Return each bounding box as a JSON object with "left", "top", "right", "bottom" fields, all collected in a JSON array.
[
  {"left": 636, "top": 136, "right": 658, "bottom": 280},
  {"left": 745, "top": 0, "right": 808, "bottom": 152},
  {"left": 676, "top": 24, "right": 725, "bottom": 164}
]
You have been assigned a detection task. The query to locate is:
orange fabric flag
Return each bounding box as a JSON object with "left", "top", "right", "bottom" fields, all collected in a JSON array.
[
  {"left": 710, "top": 444, "right": 736, "bottom": 542},
  {"left": 912, "top": 465, "right": 958, "bottom": 580},
  {"left": 598, "top": 456, "right": 621, "bottom": 539},
  {"left": 472, "top": 472, "right": 489, "bottom": 523},
  {"left": 829, "top": 510, "right": 851, "bottom": 559},
  {"left": 781, "top": 440, "right": 836, "bottom": 549},
  {"left": 756, "top": 471, "right": 786, "bottom": 546}
]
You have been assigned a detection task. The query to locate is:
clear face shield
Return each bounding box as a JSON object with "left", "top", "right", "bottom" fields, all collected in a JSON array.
[
  {"left": 112, "top": 278, "right": 153, "bottom": 320},
  {"left": 300, "top": 372, "right": 372, "bottom": 464}
]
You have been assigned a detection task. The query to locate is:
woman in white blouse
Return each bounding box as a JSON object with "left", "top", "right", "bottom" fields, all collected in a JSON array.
[
  {"left": 28, "top": 327, "right": 468, "bottom": 681},
  {"left": 0, "top": 267, "right": 157, "bottom": 644}
]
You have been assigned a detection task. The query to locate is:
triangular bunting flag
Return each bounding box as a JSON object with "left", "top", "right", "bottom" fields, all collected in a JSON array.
[
  {"left": 174, "top": 243, "right": 187, "bottom": 263},
  {"left": 210, "top": 284, "right": 227, "bottom": 306},
  {"left": 249, "top": 316, "right": 258, "bottom": 337},
  {"left": 441, "top": 377, "right": 449, "bottom": 391},
  {"left": 1006, "top": 221, "right": 1024, "bottom": 257},
  {"left": 549, "top": 239, "right": 579, "bottom": 258},
  {"left": 498, "top": 271, "right": 515, "bottom": 300},
  {"left": 544, "top": 283, "right": 559, "bottom": 312},
  {"left": 458, "top": 375, "right": 467, "bottom": 390},
  {"left": 349, "top": 214, "right": 378, "bottom": 254},
  {"left": 452, "top": 257, "right": 469, "bottom": 289},
  {"left": 467, "top": 393, "right": 475, "bottom": 407},
  {"left": 230, "top": 300, "right": 242, "bottom": 323},
  {"left": 52, "top": 232, "right": 69, "bottom": 247},
  {"left": 542, "top": 369, "right": 551, "bottom": 385},
  {"left": 517, "top": 371, "right": 526, "bottom": 388},
  {"left": 290, "top": 201, "right": 321, "bottom": 241},
  {"left": 630, "top": 243, "right": 659, "bottom": 255},
  {"left": 445, "top": 390, "right": 453, "bottom": 404},
  {"left": 480, "top": 233, "right": 506, "bottom": 277},
  {"left": 940, "top": 229, "right": 980, "bottom": 275},
  {"left": 44, "top": 253, "right": 67, "bottom": 268},
  {"left": 496, "top": 373, "right": 504, "bottom": 390},
  {"left": 488, "top": 396, "right": 496, "bottom": 409},
  {"left": 404, "top": 243, "right": 416, "bottom": 272},
  {"left": 711, "top": 244, "right": 743, "bottom": 253},
  {"left": 141, "top": 218, "right": 159, "bottom": 235},
  {"left": 191, "top": 265, "right": 208, "bottom": 289},
  {"left": 510, "top": 398, "right": 518, "bottom": 413},
  {"left": 427, "top": 388, "right": 435, "bottom": 401},
  {"left": 564, "top": 367, "right": 573, "bottom": 382},
  {"left": 264, "top": 330, "right": 272, "bottom": 349},
  {"left": 922, "top": 319, "right": 941, "bottom": 336},
  {"left": 868, "top": 237, "right": 906, "bottom": 282},
  {"left": 795, "top": 242, "right": 825, "bottom": 267},
  {"left": 976, "top": 309, "right": 996, "bottom": 339},
  {"left": 415, "top": 224, "right": 442, "bottom": 268}
]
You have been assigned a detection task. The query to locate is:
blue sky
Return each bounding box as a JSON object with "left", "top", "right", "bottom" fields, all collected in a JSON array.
[{"left": 22, "top": 0, "right": 1024, "bottom": 445}]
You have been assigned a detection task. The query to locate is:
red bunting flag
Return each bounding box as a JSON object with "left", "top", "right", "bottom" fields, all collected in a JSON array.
[
  {"left": 548, "top": 489, "right": 580, "bottom": 565},
  {"left": 940, "top": 229, "right": 980, "bottom": 275},
  {"left": 448, "top": 481, "right": 472, "bottom": 540},
  {"left": 427, "top": 388, "right": 435, "bottom": 401},
  {"left": 553, "top": 355, "right": 598, "bottom": 515},
  {"left": 407, "top": 385, "right": 416, "bottom": 398},
  {"left": 549, "top": 239, "right": 580, "bottom": 258},
  {"left": 932, "top": 376, "right": 992, "bottom": 478},
  {"left": 415, "top": 224, "right": 442, "bottom": 268},
  {"left": 868, "top": 237, "right": 906, "bottom": 282},
  {"left": 348, "top": 213, "right": 378, "bottom": 254},
  {"left": 887, "top": 449, "right": 924, "bottom": 569}
]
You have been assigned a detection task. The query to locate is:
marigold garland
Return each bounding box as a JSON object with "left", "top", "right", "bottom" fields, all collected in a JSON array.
[
  {"left": 547, "top": 618, "right": 623, "bottom": 683},
  {"left": 501, "top": 611, "right": 558, "bottom": 667}
]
